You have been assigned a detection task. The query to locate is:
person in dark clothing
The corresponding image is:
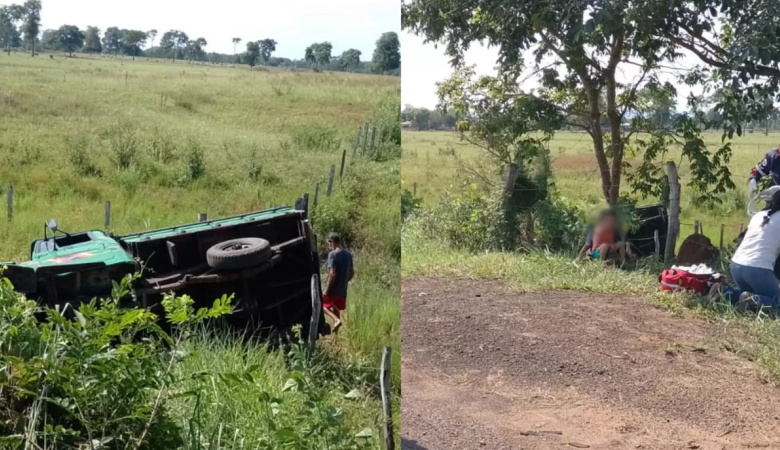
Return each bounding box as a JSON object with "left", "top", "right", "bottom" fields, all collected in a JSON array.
[
  {"left": 748, "top": 146, "right": 780, "bottom": 200},
  {"left": 322, "top": 232, "right": 354, "bottom": 333}
]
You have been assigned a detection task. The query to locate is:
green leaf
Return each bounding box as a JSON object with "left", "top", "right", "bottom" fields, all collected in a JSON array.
[
  {"left": 282, "top": 378, "right": 299, "bottom": 392},
  {"left": 355, "top": 428, "right": 373, "bottom": 438},
  {"left": 344, "top": 388, "right": 362, "bottom": 400}
]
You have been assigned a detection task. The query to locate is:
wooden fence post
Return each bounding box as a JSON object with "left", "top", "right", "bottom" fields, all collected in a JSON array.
[
  {"left": 719, "top": 224, "right": 725, "bottom": 250},
  {"left": 198, "top": 213, "right": 207, "bottom": 222},
  {"left": 654, "top": 229, "right": 660, "bottom": 259},
  {"left": 413, "top": 182, "right": 417, "bottom": 197},
  {"left": 6, "top": 186, "right": 12, "bottom": 221},
  {"left": 362, "top": 123, "right": 370, "bottom": 154},
  {"left": 303, "top": 193, "right": 309, "bottom": 219},
  {"left": 353, "top": 128, "right": 361, "bottom": 157},
  {"left": 380, "top": 347, "right": 394, "bottom": 450},
  {"left": 694, "top": 221, "right": 700, "bottom": 234},
  {"left": 665, "top": 162, "right": 680, "bottom": 264},
  {"left": 500, "top": 164, "right": 520, "bottom": 213},
  {"left": 313, "top": 183, "right": 320, "bottom": 208},
  {"left": 339, "top": 149, "right": 347, "bottom": 178},
  {"left": 105, "top": 201, "right": 111, "bottom": 229},
  {"left": 327, "top": 165, "right": 336, "bottom": 197},
  {"left": 370, "top": 127, "right": 377, "bottom": 155}
]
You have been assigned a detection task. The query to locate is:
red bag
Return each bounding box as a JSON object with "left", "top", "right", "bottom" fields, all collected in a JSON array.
[{"left": 659, "top": 269, "right": 713, "bottom": 294}]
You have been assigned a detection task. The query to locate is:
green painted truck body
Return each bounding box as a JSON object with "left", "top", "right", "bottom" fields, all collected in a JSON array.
[{"left": 3, "top": 206, "right": 326, "bottom": 336}]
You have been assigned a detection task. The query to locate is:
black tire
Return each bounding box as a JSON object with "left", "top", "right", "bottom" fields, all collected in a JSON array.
[{"left": 206, "top": 238, "right": 271, "bottom": 270}]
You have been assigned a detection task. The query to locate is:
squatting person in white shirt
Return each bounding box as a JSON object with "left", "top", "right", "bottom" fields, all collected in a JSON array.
[{"left": 709, "top": 190, "right": 780, "bottom": 311}]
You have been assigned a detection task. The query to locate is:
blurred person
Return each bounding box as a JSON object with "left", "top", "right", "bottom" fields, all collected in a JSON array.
[
  {"left": 578, "top": 209, "right": 627, "bottom": 265},
  {"left": 322, "top": 232, "right": 354, "bottom": 333}
]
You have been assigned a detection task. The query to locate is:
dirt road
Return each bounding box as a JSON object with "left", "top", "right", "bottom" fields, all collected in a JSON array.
[{"left": 402, "top": 278, "right": 780, "bottom": 450}]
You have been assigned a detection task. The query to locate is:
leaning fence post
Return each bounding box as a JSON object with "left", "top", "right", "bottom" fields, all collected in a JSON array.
[
  {"left": 654, "top": 229, "right": 660, "bottom": 259},
  {"left": 719, "top": 224, "right": 725, "bottom": 250},
  {"left": 302, "top": 193, "right": 309, "bottom": 219},
  {"left": 313, "top": 183, "right": 320, "bottom": 208},
  {"left": 380, "top": 347, "right": 394, "bottom": 450},
  {"left": 370, "top": 126, "right": 377, "bottom": 155},
  {"left": 362, "top": 123, "right": 370, "bottom": 154},
  {"left": 353, "top": 128, "right": 361, "bottom": 157},
  {"left": 6, "top": 185, "right": 12, "bottom": 221},
  {"left": 694, "top": 221, "right": 700, "bottom": 234},
  {"left": 105, "top": 201, "right": 111, "bottom": 229},
  {"left": 665, "top": 162, "right": 680, "bottom": 264},
  {"left": 327, "top": 165, "right": 336, "bottom": 197},
  {"left": 197, "top": 213, "right": 207, "bottom": 222},
  {"left": 339, "top": 149, "right": 347, "bottom": 179}
]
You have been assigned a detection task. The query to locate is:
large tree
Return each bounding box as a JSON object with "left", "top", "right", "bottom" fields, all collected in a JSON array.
[
  {"left": 232, "top": 37, "right": 241, "bottom": 55},
  {"left": 120, "top": 30, "right": 147, "bottom": 60},
  {"left": 83, "top": 26, "right": 101, "bottom": 53},
  {"left": 245, "top": 40, "right": 260, "bottom": 67},
  {"left": 0, "top": 5, "right": 24, "bottom": 55},
  {"left": 56, "top": 25, "right": 84, "bottom": 56},
  {"left": 403, "top": 0, "right": 780, "bottom": 206},
  {"left": 371, "top": 31, "right": 400, "bottom": 74},
  {"left": 305, "top": 42, "right": 332, "bottom": 69},
  {"left": 258, "top": 38, "right": 276, "bottom": 64},
  {"left": 21, "top": 0, "right": 40, "bottom": 56},
  {"left": 147, "top": 29, "right": 157, "bottom": 50},
  {"left": 102, "top": 26, "right": 121, "bottom": 55},
  {"left": 160, "top": 30, "right": 188, "bottom": 61},
  {"left": 340, "top": 48, "right": 361, "bottom": 72},
  {"left": 188, "top": 37, "right": 207, "bottom": 61}
]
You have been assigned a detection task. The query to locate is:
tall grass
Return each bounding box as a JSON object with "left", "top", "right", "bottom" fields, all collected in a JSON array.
[{"left": 0, "top": 53, "right": 400, "bottom": 444}]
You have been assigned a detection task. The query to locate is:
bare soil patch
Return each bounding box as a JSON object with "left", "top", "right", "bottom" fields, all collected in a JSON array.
[{"left": 402, "top": 277, "right": 780, "bottom": 450}]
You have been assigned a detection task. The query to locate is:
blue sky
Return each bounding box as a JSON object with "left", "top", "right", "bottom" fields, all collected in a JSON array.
[{"left": 0, "top": 0, "right": 400, "bottom": 59}]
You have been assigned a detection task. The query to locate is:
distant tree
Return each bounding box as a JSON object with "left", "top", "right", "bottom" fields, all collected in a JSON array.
[
  {"left": 232, "top": 37, "right": 241, "bottom": 55},
  {"left": 245, "top": 40, "right": 260, "bottom": 67},
  {"left": 258, "top": 38, "right": 276, "bottom": 64},
  {"left": 39, "top": 28, "right": 56, "bottom": 51},
  {"left": 340, "top": 48, "right": 361, "bottom": 72},
  {"left": 305, "top": 42, "right": 332, "bottom": 69},
  {"left": 147, "top": 29, "right": 157, "bottom": 50},
  {"left": 412, "top": 107, "right": 431, "bottom": 130},
  {"left": 55, "top": 25, "right": 84, "bottom": 56},
  {"left": 83, "top": 26, "right": 101, "bottom": 53},
  {"left": 0, "top": 5, "right": 24, "bottom": 55},
  {"left": 120, "top": 29, "right": 147, "bottom": 60},
  {"left": 188, "top": 37, "right": 207, "bottom": 61},
  {"left": 102, "top": 27, "right": 121, "bottom": 55},
  {"left": 371, "top": 31, "right": 400, "bottom": 74},
  {"left": 160, "top": 30, "right": 188, "bottom": 61},
  {"left": 21, "top": 0, "right": 41, "bottom": 56}
]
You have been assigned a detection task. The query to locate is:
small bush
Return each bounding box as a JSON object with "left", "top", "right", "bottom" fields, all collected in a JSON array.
[
  {"left": 534, "top": 195, "right": 588, "bottom": 252},
  {"left": 183, "top": 139, "right": 206, "bottom": 181},
  {"left": 418, "top": 183, "right": 512, "bottom": 252},
  {"left": 311, "top": 194, "right": 355, "bottom": 255},
  {"left": 290, "top": 123, "right": 342, "bottom": 152},
  {"left": 246, "top": 146, "right": 264, "bottom": 182},
  {"left": 107, "top": 126, "right": 139, "bottom": 170},
  {"left": 66, "top": 136, "right": 102, "bottom": 177},
  {"left": 147, "top": 129, "right": 177, "bottom": 163}
]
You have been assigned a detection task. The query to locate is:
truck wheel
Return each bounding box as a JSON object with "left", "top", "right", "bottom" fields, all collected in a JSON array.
[{"left": 207, "top": 238, "right": 271, "bottom": 270}]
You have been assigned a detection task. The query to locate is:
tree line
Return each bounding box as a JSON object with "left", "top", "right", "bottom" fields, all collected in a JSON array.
[{"left": 0, "top": 1, "right": 401, "bottom": 75}]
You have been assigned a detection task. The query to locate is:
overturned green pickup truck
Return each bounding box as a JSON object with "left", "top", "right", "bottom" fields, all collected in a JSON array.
[{"left": 2, "top": 206, "right": 328, "bottom": 339}]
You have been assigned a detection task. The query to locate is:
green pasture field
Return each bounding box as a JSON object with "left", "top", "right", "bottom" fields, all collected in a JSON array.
[
  {"left": 402, "top": 129, "right": 779, "bottom": 247},
  {"left": 0, "top": 52, "right": 400, "bottom": 445}
]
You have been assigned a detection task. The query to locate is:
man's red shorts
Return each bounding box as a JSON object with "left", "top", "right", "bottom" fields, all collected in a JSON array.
[{"left": 323, "top": 294, "right": 347, "bottom": 312}]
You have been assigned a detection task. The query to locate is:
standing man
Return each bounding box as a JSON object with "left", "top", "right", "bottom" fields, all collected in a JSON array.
[
  {"left": 749, "top": 146, "right": 780, "bottom": 200},
  {"left": 322, "top": 232, "right": 354, "bottom": 333}
]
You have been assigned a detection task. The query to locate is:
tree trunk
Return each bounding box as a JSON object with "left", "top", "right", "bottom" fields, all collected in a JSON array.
[
  {"left": 606, "top": 75, "right": 624, "bottom": 206},
  {"left": 583, "top": 83, "right": 613, "bottom": 205},
  {"left": 500, "top": 163, "right": 520, "bottom": 212}
]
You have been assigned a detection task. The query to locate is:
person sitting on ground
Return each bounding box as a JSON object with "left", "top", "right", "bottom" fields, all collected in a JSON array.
[
  {"left": 322, "top": 232, "right": 354, "bottom": 333},
  {"left": 578, "top": 209, "right": 628, "bottom": 265},
  {"left": 708, "top": 190, "right": 780, "bottom": 312}
]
